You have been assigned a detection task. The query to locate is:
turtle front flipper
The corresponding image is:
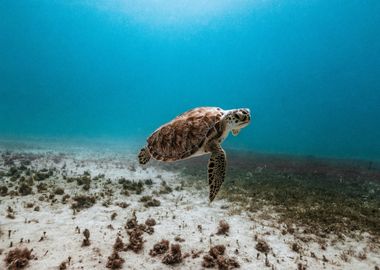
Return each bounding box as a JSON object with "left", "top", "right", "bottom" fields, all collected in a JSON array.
[
  {"left": 138, "top": 147, "right": 151, "bottom": 165},
  {"left": 207, "top": 143, "right": 226, "bottom": 203}
]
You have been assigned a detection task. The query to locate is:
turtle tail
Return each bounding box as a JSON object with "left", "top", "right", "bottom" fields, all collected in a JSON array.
[{"left": 138, "top": 147, "right": 151, "bottom": 165}]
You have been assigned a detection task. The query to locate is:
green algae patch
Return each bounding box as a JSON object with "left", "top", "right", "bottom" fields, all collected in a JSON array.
[{"left": 178, "top": 152, "right": 380, "bottom": 238}]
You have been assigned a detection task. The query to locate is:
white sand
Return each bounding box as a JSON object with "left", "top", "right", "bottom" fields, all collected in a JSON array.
[{"left": 0, "top": 148, "right": 379, "bottom": 269}]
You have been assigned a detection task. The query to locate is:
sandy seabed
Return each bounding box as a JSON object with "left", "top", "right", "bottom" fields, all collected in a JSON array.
[{"left": 0, "top": 142, "right": 379, "bottom": 270}]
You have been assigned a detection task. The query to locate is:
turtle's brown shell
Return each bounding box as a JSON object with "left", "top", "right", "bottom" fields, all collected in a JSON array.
[{"left": 147, "top": 107, "right": 225, "bottom": 161}]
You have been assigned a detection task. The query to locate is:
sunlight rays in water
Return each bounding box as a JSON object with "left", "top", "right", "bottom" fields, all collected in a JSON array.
[{"left": 80, "top": 0, "right": 264, "bottom": 27}]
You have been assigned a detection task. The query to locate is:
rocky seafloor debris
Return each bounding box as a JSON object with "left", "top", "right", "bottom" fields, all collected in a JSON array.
[{"left": 0, "top": 148, "right": 379, "bottom": 269}]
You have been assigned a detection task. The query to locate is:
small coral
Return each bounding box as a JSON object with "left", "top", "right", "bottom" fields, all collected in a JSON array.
[
  {"left": 149, "top": 239, "right": 169, "bottom": 257},
  {"left": 162, "top": 244, "right": 182, "bottom": 265},
  {"left": 4, "top": 248, "right": 33, "bottom": 269},
  {"left": 106, "top": 251, "right": 125, "bottom": 269},
  {"left": 216, "top": 220, "right": 230, "bottom": 235}
]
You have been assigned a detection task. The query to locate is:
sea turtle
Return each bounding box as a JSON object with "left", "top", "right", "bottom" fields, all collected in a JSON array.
[{"left": 138, "top": 107, "right": 251, "bottom": 202}]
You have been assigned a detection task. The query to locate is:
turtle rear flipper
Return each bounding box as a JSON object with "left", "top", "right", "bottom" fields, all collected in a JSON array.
[
  {"left": 138, "top": 147, "right": 151, "bottom": 165},
  {"left": 207, "top": 143, "right": 226, "bottom": 203}
]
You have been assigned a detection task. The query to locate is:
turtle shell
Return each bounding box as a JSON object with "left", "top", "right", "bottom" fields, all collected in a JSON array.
[{"left": 147, "top": 107, "right": 225, "bottom": 161}]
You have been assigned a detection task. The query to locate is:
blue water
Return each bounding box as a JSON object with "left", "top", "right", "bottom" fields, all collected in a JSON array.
[{"left": 0, "top": 0, "right": 379, "bottom": 160}]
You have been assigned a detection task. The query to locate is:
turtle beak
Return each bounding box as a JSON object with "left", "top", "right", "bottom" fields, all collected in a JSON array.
[
  {"left": 242, "top": 114, "right": 251, "bottom": 124},
  {"left": 240, "top": 108, "right": 251, "bottom": 123}
]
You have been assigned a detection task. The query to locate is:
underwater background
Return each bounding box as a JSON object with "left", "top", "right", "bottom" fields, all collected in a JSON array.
[{"left": 1, "top": 0, "right": 380, "bottom": 160}]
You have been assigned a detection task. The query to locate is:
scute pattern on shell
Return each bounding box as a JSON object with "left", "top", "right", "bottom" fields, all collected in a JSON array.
[{"left": 147, "top": 107, "right": 224, "bottom": 161}]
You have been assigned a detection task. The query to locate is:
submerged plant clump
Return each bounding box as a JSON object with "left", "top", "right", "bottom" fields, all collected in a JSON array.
[
  {"left": 162, "top": 244, "right": 182, "bottom": 265},
  {"left": 4, "top": 248, "right": 34, "bottom": 269},
  {"left": 59, "top": 261, "right": 67, "bottom": 270},
  {"left": 149, "top": 239, "right": 170, "bottom": 257},
  {"left": 113, "top": 236, "right": 126, "bottom": 252},
  {"left": 18, "top": 183, "right": 32, "bottom": 196},
  {"left": 124, "top": 211, "right": 155, "bottom": 252},
  {"left": 106, "top": 236, "right": 127, "bottom": 269},
  {"left": 54, "top": 187, "right": 65, "bottom": 195},
  {"left": 145, "top": 218, "right": 156, "bottom": 227},
  {"left": 159, "top": 181, "right": 173, "bottom": 194},
  {"left": 202, "top": 245, "right": 239, "bottom": 269},
  {"left": 139, "top": 195, "right": 152, "bottom": 202},
  {"left": 71, "top": 195, "right": 96, "bottom": 211},
  {"left": 209, "top": 245, "right": 226, "bottom": 258},
  {"left": 127, "top": 229, "right": 144, "bottom": 253},
  {"left": 81, "top": 229, "right": 90, "bottom": 246},
  {"left": 119, "top": 178, "right": 144, "bottom": 195},
  {"left": 255, "top": 240, "right": 270, "bottom": 253},
  {"left": 144, "top": 198, "right": 161, "bottom": 208},
  {"left": 36, "top": 183, "right": 48, "bottom": 193},
  {"left": 216, "top": 256, "right": 240, "bottom": 269},
  {"left": 216, "top": 220, "right": 230, "bottom": 235},
  {"left": 106, "top": 252, "right": 125, "bottom": 269},
  {"left": 34, "top": 169, "right": 53, "bottom": 181},
  {"left": 6, "top": 206, "right": 15, "bottom": 219},
  {"left": 0, "top": 185, "right": 8, "bottom": 196}
]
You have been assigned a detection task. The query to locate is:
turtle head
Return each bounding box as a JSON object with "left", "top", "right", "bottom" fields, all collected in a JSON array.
[{"left": 225, "top": 108, "right": 251, "bottom": 136}]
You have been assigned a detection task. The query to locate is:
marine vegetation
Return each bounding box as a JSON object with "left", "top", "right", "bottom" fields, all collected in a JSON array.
[
  {"left": 4, "top": 248, "right": 34, "bottom": 269},
  {"left": 179, "top": 152, "right": 380, "bottom": 239}
]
